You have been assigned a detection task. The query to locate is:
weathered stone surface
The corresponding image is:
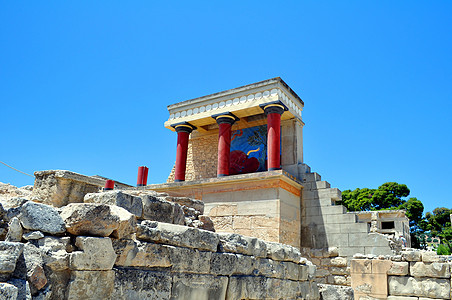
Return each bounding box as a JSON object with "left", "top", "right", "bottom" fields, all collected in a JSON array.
[
  {"left": 109, "top": 205, "right": 137, "bottom": 239},
  {"left": 387, "top": 296, "right": 420, "bottom": 300},
  {"left": 235, "top": 254, "right": 256, "bottom": 275},
  {"left": 171, "top": 273, "right": 228, "bottom": 300},
  {"left": 8, "top": 278, "right": 31, "bottom": 300},
  {"left": 70, "top": 236, "right": 116, "bottom": 270},
  {"left": 168, "top": 245, "right": 211, "bottom": 273},
  {"left": 388, "top": 261, "right": 409, "bottom": 275},
  {"left": 318, "top": 283, "right": 354, "bottom": 300},
  {"left": 0, "top": 242, "right": 24, "bottom": 277},
  {"left": 84, "top": 191, "right": 143, "bottom": 218},
  {"left": 0, "top": 283, "right": 18, "bottom": 300},
  {"left": 422, "top": 251, "right": 440, "bottom": 263},
  {"left": 410, "top": 262, "right": 450, "bottom": 278},
  {"left": 112, "top": 239, "right": 171, "bottom": 268},
  {"left": 330, "top": 256, "right": 348, "bottom": 267},
  {"left": 18, "top": 202, "right": 65, "bottom": 235},
  {"left": 282, "top": 261, "right": 300, "bottom": 280},
  {"left": 67, "top": 270, "right": 114, "bottom": 300},
  {"left": 32, "top": 170, "right": 104, "bottom": 207},
  {"left": 5, "top": 217, "right": 23, "bottom": 242},
  {"left": 195, "top": 215, "right": 215, "bottom": 232},
  {"left": 23, "top": 231, "right": 44, "bottom": 241},
  {"left": 161, "top": 195, "right": 204, "bottom": 214},
  {"left": 142, "top": 195, "right": 184, "bottom": 224},
  {"left": 37, "top": 236, "right": 71, "bottom": 271},
  {"left": 226, "top": 276, "right": 267, "bottom": 300},
  {"left": 210, "top": 252, "right": 237, "bottom": 275},
  {"left": 112, "top": 268, "right": 172, "bottom": 300},
  {"left": 388, "top": 276, "right": 451, "bottom": 299},
  {"left": 266, "top": 241, "right": 301, "bottom": 262},
  {"left": 60, "top": 203, "right": 119, "bottom": 236},
  {"left": 218, "top": 233, "right": 267, "bottom": 257},
  {"left": 12, "top": 242, "right": 47, "bottom": 293},
  {"left": 42, "top": 269, "right": 71, "bottom": 300},
  {"left": 257, "top": 258, "right": 285, "bottom": 279},
  {"left": 137, "top": 221, "right": 219, "bottom": 252},
  {"left": 401, "top": 250, "right": 422, "bottom": 262}
]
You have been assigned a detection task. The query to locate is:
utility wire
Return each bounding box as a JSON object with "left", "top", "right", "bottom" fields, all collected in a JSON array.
[{"left": 0, "top": 161, "right": 34, "bottom": 177}]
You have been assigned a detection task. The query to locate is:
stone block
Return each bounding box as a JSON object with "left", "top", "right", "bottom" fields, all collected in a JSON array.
[
  {"left": 340, "top": 222, "right": 369, "bottom": 233},
  {"left": 18, "top": 201, "right": 66, "bottom": 235},
  {"left": 168, "top": 246, "right": 211, "bottom": 274},
  {"left": 171, "top": 273, "right": 228, "bottom": 300},
  {"left": 318, "top": 284, "right": 354, "bottom": 300},
  {"left": 320, "top": 205, "right": 347, "bottom": 215},
  {"left": 266, "top": 241, "right": 301, "bottom": 263},
  {"left": 351, "top": 273, "right": 388, "bottom": 298},
  {"left": 136, "top": 221, "right": 219, "bottom": 252},
  {"left": 282, "top": 261, "right": 300, "bottom": 280},
  {"left": 351, "top": 259, "right": 372, "bottom": 274},
  {"left": 387, "top": 296, "right": 419, "bottom": 300},
  {"left": 7, "top": 278, "right": 31, "bottom": 300},
  {"left": 142, "top": 195, "right": 184, "bottom": 224},
  {"left": 112, "top": 239, "right": 171, "bottom": 268},
  {"left": 330, "top": 267, "right": 349, "bottom": 275},
  {"left": 5, "top": 217, "right": 22, "bottom": 242},
  {"left": 330, "top": 256, "right": 348, "bottom": 267},
  {"left": 422, "top": 251, "right": 440, "bottom": 263},
  {"left": 0, "top": 283, "right": 18, "bottom": 300},
  {"left": 84, "top": 191, "right": 143, "bottom": 218},
  {"left": 218, "top": 233, "right": 267, "bottom": 257},
  {"left": 60, "top": 203, "right": 120, "bottom": 237},
  {"left": 401, "top": 250, "right": 422, "bottom": 262},
  {"left": 161, "top": 195, "right": 204, "bottom": 214},
  {"left": 67, "top": 270, "right": 115, "bottom": 300},
  {"left": 209, "top": 216, "right": 233, "bottom": 232},
  {"left": 256, "top": 258, "right": 285, "bottom": 278},
  {"left": 410, "top": 262, "right": 450, "bottom": 278},
  {"left": 372, "top": 259, "right": 393, "bottom": 274},
  {"left": 338, "top": 246, "right": 365, "bottom": 257},
  {"left": 0, "top": 242, "right": 24, "bottom": 278},
  {"left": 388, "top": 261, "right": 409, "bottom": 275},
  {"left": 70, "top": 237, "right": 116, "bottom": 270},
  {"left": 327, "top": 275, "right": 348, "bottom": 285},
  {"left": 315, "top": 268, "right": 330, "bottom": 277},
  {"left": 226, "top": 276, "right": 267, "bottom": 300},
  {"left": 112, "top": 269, "right": 172, "bottom": 300},
  {"left": 108, "top": 205, "right": 137, "bottom": 239},
  {"left": 234, "top": 254, "right": 255, "bottom": 275},
  {"left": 210, "top": 252, "right": 237, "bottom": 275},
  {"left": 232, "top": 216, "right": 251, "bottom": 229},
  {"left": 388, "top": 276, "right": 451, "bottom": 299},
  {"left": 299, "top": 264, "right": 309, "bottom": 280},
  {"left": 207, "top": 204, "right": 237, "bottom": 217}
]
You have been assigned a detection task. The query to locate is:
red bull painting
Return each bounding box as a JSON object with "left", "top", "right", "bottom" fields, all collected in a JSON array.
[{"left": 229, "top": 125, "right": 268, "bottom": 175}]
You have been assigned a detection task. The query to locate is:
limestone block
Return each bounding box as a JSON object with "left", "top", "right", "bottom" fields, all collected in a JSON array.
[
  {"left": 266, "top": 278, "right": 298, "bottom": 299},
  {"left": 388, "top": 261, "right": 409, "bottom": 275},
  {"left": 168, "top": 245, "right": 211, "bottom": 273},
  {"left": 299, "top": 264, "right": 309, "bottom": 281},
  {"left": 266, "top": 241, "right": 301, "bottom": 262},
  {"left": 327, "top": 275, "right": 348, "bottom": 285},
  {"left": 282, "top": 261, "right": 300, "bottom": 280},
  {"left": 5, "top": 217, "right": 22, "bottom": 242},
  {"left": 70, "top": 237, "right": 116, "bottom": 270},
  {"left": 207, "top": 204, "right": 237, "bottom": 217},
  {"left": 12, "top": 242, "right": 47, "bottom": 293},
  {"left": 232, "top": 215, "right": 251, "bottom": 229},
  {"left": 330, "top": 267, "right": 349, "bottom": 275},
  {"left": 318, "top": 283, "right": 354, "bottom": 300},
  {"left": 171, "top": 273, "right": 228, "bottom": 300},
  {"left": 210, "top": 252, "right": 237, "bottom": 275},
  {"left": 60, "top": 203, "right": 119, "bottom": 236},
  {"left": 235, "top": 254, "right": 255, "bottom": 275},
  {"left": 0, "top": 283, "right": 18, "bottom": 300},
  {"left": 23, "top": 231, "right": 44, "bottom": 240},
  {"left": 372, "top": 259, "right": 393, "bottom": 274},
  {"left": 401, "top": 250, "right": 422, "bottom": 262},
  {"left": 161, "top": 195, "right": 204, "bottom": 214},
  {"left": 112, "top": 268, "right": 172, "bottom": 300},
  {"left": 338, "top": 246, "right": 366, "bottom": 257},
  {"left": 108, "top": 205, "right": 137, "bottom": 239},
  {"left": 18, "top": 202, "right": 66, "bottom": 235},
  {"left": 136, "top": 221, "right": 219, "bottom": 252},
  {"left": 218, "top": 233, "right": 267, "bottom": 257},
  {"left": 67, "top": 270, "right": 114, "bottom": 300},
  {"left": 351, "top": 273, "right": 388, "bottom": 298},
  {"left": 0, "top": 242, "right": 24, "bottom": 279},
  {"left": 410, "top": 261, "right": 450, "bottom": 278},
  {"left": 112, "top": 239, "right": 171, "bottom": 268},
  {"left": 84, "top": 191, "right": 143, "bottom": 218},
  {"left": 37, "top": 236, "right": 71, "bottom": 271},
  {"left": 422, "top": 251, "right": 440, "bottom": 263},
  {"left": 330, "top": 256, "right": 348, "bottom": 267},
  {"left": 142, "top": 195, "right": 184, "bottom": 224},
  {"left": 42, "top": 270, "right": 71, "bottom": 300},
  {"left": 388, "top": 276, "right": 451, "bottom": 299},
  {"left": 8, "top": 278, "right": 31, "bottom": 300},
  {"left": 350, "top": 259, "right": 372, "bottom": 274},
  {"left": 315, "top": 268, "right": 330, "bottom": 277},
  {"left": 226, "top": 276, "right": 267, "bottom": 300},
  {"left": 257, "top": 258, "right": 285, "bottom": 278}
]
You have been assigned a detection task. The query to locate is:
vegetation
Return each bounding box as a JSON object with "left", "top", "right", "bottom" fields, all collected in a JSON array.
[{"left": 341, "top": 182, "right": 451, "bottom": 252}]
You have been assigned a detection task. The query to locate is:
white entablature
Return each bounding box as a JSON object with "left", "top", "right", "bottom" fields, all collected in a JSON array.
[{"left": 164, "top": 77, "right": 304, "bottom": 132}]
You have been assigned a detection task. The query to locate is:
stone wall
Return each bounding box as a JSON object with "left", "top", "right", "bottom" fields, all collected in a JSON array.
[
  {"left": 350, "top": 250, "right": 452, "bottom": 299},
  {"left": 0, "top": 178, "right": 320, "bottom": 300}
]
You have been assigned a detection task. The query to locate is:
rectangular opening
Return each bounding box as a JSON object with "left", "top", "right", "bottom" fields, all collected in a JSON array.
[{"left": 381, "top": 221, "right": 395, "bottom": 230}]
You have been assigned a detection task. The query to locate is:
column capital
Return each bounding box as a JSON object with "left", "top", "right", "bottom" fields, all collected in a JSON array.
[
  {"left": 212, "top": 112, "right": 239, "bottom": 125},
  {"left": 172, "top": 122, "right": 196, "bottom": 133},
  {"left": 260, "top": 101, "right": 288, "bottom": 115}
]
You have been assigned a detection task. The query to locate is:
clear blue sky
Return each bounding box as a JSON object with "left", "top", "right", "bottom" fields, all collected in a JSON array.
[{"left": 1, "top": 2, "right": 451, "bottom": 214}]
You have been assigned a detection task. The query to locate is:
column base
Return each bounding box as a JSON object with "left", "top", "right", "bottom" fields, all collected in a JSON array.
[
  {"left": 136, "top": 184, "right": 146, "bottom": 187},
  {"left": 217, "top": 174, "right": 228, "bottom": 177},
  {"left": 268, "top": 167, "right": 281, "bottom": 171},
  {"left": 103, "top": 188, "right": 113, "bottom": 191},
  {"left": 174, "top": 179, "right": 185, "bottom": 182}
]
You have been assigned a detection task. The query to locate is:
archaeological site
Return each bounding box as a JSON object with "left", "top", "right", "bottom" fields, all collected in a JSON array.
[{"left": 0, "top": 78, "right": 451, "bottom": 299}]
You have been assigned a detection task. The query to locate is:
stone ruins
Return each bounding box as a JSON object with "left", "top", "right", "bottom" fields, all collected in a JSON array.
[{"left": 0, "top": 78, "right": 451, "bottom": 299}]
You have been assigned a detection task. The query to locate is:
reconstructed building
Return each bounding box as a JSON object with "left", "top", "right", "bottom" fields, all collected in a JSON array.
[{"left": 148, "top": 78, "right": 411, "bottom": 258}]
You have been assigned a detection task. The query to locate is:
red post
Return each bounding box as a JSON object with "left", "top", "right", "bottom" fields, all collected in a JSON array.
[
  {"left": 214, "top": 114, "right": 237, "bottom": 177},
  {"left": 174, "top": 124, "right": 195, "bottom": 182},
  {"left": 104, "top": 180, "right": 114, "bottom": 190},
  {"left": 137, "top": 166, "right": 149, "bottom": 186},
  {"left": 263, "top": 103, "right": 286, "bottom": 171}
]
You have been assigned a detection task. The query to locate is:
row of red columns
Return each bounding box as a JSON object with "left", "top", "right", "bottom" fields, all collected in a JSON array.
[{"left": 173, "top": 102, "right": 286, "bottom": 181}]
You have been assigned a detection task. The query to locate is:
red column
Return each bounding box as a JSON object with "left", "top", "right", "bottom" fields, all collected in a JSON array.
[
  {"left": 174, "top": 124, "right": 194, "bottom": 182},
  {"left": 214, "top": 114, "right": 237, "bottom": 177},
  {"left": 104, "top": 180, "right": 114, "bottom": 190},
  {"left": 264, "top": 104, "right": 285, "bottom": 171},
  {"left": 137, "top": 166, "right": 149, "bottom": 186}
]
